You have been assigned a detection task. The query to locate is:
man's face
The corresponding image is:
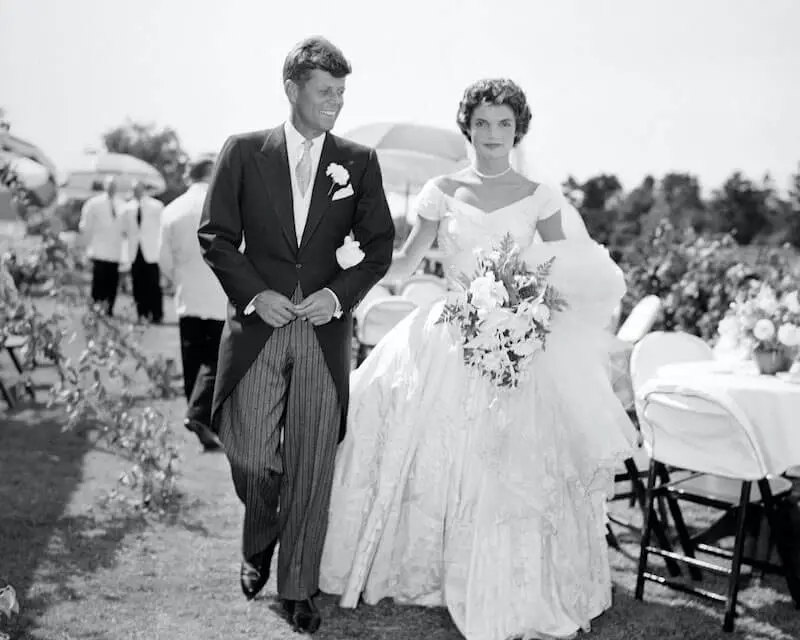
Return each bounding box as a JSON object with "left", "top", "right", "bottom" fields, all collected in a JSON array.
[{"left": 287, "top": 69, "right": 346, "bottom": 137}]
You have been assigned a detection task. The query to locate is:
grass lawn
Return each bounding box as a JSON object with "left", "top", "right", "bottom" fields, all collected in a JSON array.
[{"left": 1, "top": 293, "right": 800, "bottom": 640}]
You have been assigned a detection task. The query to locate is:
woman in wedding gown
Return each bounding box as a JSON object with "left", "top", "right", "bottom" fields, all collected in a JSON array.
[{"left": 319, "top": 79, "right": 637, "bottom": 640}]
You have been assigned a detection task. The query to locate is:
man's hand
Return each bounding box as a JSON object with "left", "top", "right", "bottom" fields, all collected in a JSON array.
[
  {"left": 252, "top": 290, "right": 296, "bottom": 328},
  {"left": 294, "top": 290, "right": 337, "bottom": 326}
]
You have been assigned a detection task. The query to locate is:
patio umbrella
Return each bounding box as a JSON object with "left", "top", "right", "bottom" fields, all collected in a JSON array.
[
  {"left": 0, "top": 130, "right": 59, "bottom": 210},
  {"left": 344, "top": 122, "right": 469, "bottom": 193},
  {"left": 62, "top": 151, "right": 166, "bottom": 196}
]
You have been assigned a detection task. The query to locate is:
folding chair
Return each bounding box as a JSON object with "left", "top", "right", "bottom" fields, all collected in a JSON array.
[
  {"left": 635, "top": 381, "right": 800, "bottom": 632},
  {"left": 0, "top": 334, "right": 35, "bottom": 406},
  {"left": 354, "top": 299, "right": 418, "bottom": 365},
  {"left": 607, "top": 333, "right": 713, "bottom": 565},
  {"left": 398, "top": 274, "right": 447, "bottom": 307}
]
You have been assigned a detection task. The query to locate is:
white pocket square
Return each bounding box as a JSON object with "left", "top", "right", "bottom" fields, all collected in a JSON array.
[{"left": 331, "top": 184, "right": 354, "bottom": 201}]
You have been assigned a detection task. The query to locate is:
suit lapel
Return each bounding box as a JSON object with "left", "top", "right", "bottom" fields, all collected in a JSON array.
[
  {"left": 300, "top": 134, "right": 338, "bottom": 250},
  {"left": 255, "top": 127, "right": 297, "bottom": 252}
]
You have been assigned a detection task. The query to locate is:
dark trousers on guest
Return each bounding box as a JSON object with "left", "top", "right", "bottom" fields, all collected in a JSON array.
[
  {"left": 90, "top": 259, "right": 119, "bottom": 316},
  {"left": 131, "top": 249, "right": 163, "bottom": 323},
  {"left": 179, "top": 316, "right": 224, "bottom": 432}
]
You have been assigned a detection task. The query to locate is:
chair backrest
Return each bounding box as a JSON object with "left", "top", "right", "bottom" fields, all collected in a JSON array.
[
  {"left": 398, "top": 274, "right": 446, "bottom": 293},
  {"left": 630, "top": 330, "right": 769, "bottom": 479},
  {"left": 356, "top": 299, "right": 418, "bottom": 346},
  {"left": 353, "top": 284, "right": 393, "bottom": 325},
  {"left": 401, "top": 280, "right": 447, "bottom": 307},
  {"left": 639, "top": 386, "right": 770, "bottom": 480},
  {"left": 630, "top": 331, "right": 713, "bottom": 394},
  {"left": 616, "top": 295, "right": 662, "bottom": 343}
]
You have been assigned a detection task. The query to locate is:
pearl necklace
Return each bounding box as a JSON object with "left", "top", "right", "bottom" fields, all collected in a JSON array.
[{"left": 471, "top": 165, "right": 512, "bottom": 179}]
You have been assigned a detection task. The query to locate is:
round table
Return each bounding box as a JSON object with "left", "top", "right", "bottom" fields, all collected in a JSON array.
[{"left": 646, "top": 360, "right": 800, "bottom": 477}]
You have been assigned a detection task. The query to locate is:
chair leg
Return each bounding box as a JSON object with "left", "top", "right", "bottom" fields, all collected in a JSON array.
[
  {"left": 6, "top": 346, "right": 25, "bottom": 374},
  {"left": 635, "top": 460, "right": 659, "bottom": 600},
  {"left": 723, "top": 482, "right": 752, "bottom": 632},
  {"left": 657, "top": 465, "right": 703, "bottom": 582},
  {"left": 624, "top": 457, "right": 647, "bottom": 513},
  {"left": 606, "top": 523, "right": 620, "bottom": 550},
  {"left": 0, "top": 377, "right": 15, "bottom": 408},
  {"left": 759, "top": 479, "right": 800, "bottom": 608}
]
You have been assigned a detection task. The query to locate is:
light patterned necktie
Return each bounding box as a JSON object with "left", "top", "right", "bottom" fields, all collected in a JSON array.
[{"left": 295, "top": 138, "right": 314, "bottom": 196}]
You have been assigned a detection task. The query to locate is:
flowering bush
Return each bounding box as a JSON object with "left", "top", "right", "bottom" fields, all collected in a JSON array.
[
  {"left": 1, "top": 167, "right": 181, "bottom": 513},
  {"left": 718, "top": 282, "right": 800, "bottom": 354},
  {"left": 620, "top": 220, "right": 800, "bottom": 342},
  {"left": 438, "top": 234, "right": 567, "bottom": 389}
]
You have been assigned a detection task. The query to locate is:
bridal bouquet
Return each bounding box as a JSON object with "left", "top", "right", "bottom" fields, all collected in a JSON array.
[{"left": 437, "top": 234, "right": 568, "bottom": 389}]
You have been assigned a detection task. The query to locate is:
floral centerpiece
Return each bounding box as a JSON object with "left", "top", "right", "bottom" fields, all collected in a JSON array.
[
  {"left": 437, "top": 234, "right": 568, "bottom": 389},
  {"left": 717, "top": 281, "right": 800, "bottom": 374}
]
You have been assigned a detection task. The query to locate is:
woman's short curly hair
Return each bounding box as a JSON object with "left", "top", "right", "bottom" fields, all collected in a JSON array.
[{"left": 456, "top": 78, "right": 532, "bottom": 146}]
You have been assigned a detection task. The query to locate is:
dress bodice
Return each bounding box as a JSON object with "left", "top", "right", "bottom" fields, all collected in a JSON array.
[{"left": 413, "top": 181, "right": 563, "bottom": 280}]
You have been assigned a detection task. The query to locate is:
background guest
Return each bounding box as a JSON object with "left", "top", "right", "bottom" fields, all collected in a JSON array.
[{"left": 158, "top": 156, "right": 227, "bottom": 451}]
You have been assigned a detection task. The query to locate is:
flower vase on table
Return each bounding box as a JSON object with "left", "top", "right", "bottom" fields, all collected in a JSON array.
[
  {"left": 716, "top": 282, "right": 800, "bottom": 377},
  {"left": 752, "top": 347, "right": 791, "bottom": 375}
]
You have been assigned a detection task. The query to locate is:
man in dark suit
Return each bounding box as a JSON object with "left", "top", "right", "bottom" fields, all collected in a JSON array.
[{"left": 198, "top": 36, "right": 394, "bottom": 634}]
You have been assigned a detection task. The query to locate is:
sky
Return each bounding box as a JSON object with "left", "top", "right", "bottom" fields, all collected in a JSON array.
[{"left": 2, "top": 0, "right": 799, "bottom": 194}]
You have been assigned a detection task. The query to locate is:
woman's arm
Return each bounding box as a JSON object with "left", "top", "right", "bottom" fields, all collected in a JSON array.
[
  {"left": 383, "top": 217, "right": 439, "bottom": 283},
  {"left": 536, "top": 210, "right": 566, "bottom": 242}
]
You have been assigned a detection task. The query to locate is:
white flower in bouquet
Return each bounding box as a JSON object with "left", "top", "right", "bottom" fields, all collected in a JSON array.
[
  {"left": 778, "top": 322, "right": 800, "bottom": 347},
  {"left": 752, "top": 318, "right": 776, "bottom": 342},
  {"left": 468, "top": 273, "right": 508, "bottom": 310},
  {"left": 531, "top": 301, "right": 551, "bottom": 325}
]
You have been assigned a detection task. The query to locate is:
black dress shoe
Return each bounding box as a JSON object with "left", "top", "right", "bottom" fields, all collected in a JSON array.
[
  {"left": 282, "top": 598, "right": 321, "bottom": 634},
  {"left": 183, "top": 418, "right": 222, "bottom": 451},
  {"left": 240, "top": 539, "right": 277, "bottom": 600}
]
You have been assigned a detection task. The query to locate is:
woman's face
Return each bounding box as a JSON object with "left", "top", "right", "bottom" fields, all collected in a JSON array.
[{"left": 468, "top": 102, "right": 516, "bottom": 160}]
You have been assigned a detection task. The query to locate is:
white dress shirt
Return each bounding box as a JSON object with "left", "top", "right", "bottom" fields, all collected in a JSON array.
[
  {"left": 284, "top": 119, "right": 324, "bottom": 243},
  {"left": 159, "top": 183, "right": 228, "bottom": 320},
  {"left": 79, "top": 193, "right": 137, "bottom": 263},
  {"left": 126, "top": 195, "right": 165, "bottom": 263}
]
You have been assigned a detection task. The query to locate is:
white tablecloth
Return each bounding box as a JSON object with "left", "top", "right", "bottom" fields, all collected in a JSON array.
[{"left": 639, "top": 360, "right": 800, "bottom": 477}]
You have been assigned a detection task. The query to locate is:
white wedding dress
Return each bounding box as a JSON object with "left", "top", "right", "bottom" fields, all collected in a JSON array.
[{"left": 319, "top": 181, "right": 637, "bottom": 640}]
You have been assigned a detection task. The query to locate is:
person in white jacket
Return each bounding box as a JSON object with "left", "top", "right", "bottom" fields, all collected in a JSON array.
[
  {"left": 159, "top": 157, "right": 227, "bottom": 451},
  {"left": 79, "top": 176, "right": 136, "bottom": 316},
  {"left": 126, "top": 181, "right": 165, "bottom": 323}
]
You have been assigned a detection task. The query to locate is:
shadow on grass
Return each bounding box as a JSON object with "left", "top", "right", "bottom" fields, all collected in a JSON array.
[
  {"left": 0, "top": 407, "right": 141, "bottom": 637},
  {"left": 0, "top": 405, "right": 208, "bottom": 639}
]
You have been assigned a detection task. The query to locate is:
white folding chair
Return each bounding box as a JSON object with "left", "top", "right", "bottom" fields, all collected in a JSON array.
[
  {"left": 635, "top": 375, "right": 800, "bottom": 631},
  {"left": 399, "top": 275, "right": 447, "bottom": 307},
  {"left": 617, "top": 295, "right": 662, "bottom": 344},
  {"left": 354, "top": 298, "right": 418, "bottom": 365},
  {"left": 397, "top": 274, "right": 446, "bottom": 303},
  {"left": 630, "top": 331, "right": 714, "bottom": 398},
  {"left": 353, "top": 284, "right": 393, "bottom": 326},
  {"left": 607, "top": 332, "right": 714, "bottom": 556}
]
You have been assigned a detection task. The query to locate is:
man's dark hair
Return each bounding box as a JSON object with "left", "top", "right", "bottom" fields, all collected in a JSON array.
[{"left": 282, "top": 36, "right": 351, "bottom": 86}]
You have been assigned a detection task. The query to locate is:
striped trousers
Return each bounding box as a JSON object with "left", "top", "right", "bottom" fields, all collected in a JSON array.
[{"left": 218, "top": 287, "right": 341, "bottom": 600}]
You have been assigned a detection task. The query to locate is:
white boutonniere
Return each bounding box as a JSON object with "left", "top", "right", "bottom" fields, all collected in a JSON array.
[
  {"left": 326, "top": 163, "right": 353, "bottom": 201},
  {"left": 336, "top": 234, "right": 365, "bottom": 269}
]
